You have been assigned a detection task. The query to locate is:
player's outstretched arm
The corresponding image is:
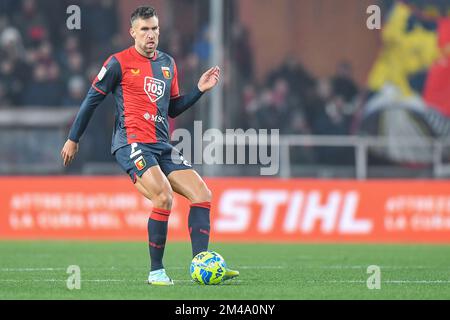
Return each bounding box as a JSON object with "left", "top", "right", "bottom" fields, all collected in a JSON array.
[
  {"left": 168, "top": 66, "right": 221, "bottom": 118},
  {"left": 60, "top": 87, "right": 107, "bottom": 166},
  {"left": 60, "top": 56, "right": 121, "bottom": 166}
]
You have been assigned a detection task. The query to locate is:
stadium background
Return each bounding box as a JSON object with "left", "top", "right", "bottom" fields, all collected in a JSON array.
[{"left": 0, "top": 0, "right": 450, "bottom": 299}]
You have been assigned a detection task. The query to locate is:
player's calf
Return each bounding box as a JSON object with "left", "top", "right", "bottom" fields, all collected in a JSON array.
[
  {"left": 148, "top": 207, "right": 171, "bottom": 271},
  {"left": 189, "top": 201, "right": 211, "bottom": 257}
]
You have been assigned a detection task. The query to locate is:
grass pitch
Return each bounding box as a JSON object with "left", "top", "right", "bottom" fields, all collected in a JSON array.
[{"left": 0, "top": 241, "right": 449, "bottom": 299}]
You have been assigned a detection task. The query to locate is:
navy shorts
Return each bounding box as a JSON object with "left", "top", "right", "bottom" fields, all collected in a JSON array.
[{"left": 114, "top": 142, "right": 192, "bottom": 183}]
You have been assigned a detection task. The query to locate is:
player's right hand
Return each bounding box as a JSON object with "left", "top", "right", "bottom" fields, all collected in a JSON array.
[{"left": 61, "top": 139, "right": 79, "bottom": 167}]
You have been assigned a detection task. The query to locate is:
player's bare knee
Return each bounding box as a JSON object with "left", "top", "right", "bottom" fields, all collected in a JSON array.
[
  {"left": 204, "top": 187, "right": 212, "bottom": 203},
  {"left": 154, "top": 191, "right": 173, "bottom": 210},
  {"left": 192, "top": 185, "right": 212, "bottom": 204}
]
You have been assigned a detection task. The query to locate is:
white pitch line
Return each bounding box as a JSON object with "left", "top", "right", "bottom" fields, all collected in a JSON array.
[
  {"left": 317, "top": 265, "right": 449, "bottom": 270},
  {"left": 310, "top": 280, "right": 450, "bottom": 284},
  {"left": 0, "top": 278, "right": 448, "bottom": 285},
  {"left": 0, "top": 268, "right": 66, "bottom": 272},
  {"left": 236, "top": 266, "right": 285, "bottom": 269},
  {"left": 2, "top": 265, "right": 449, "bottom": 273},
  {"left": 0, "top": 279, "right": 140, "bottom": 283},
  {"left": 0, "top": 266, "right": 286, "bottom": 272},
  {"left": 170, "top": 266, "right": 285, "bottom": 270},
  {"left": 0, "top": 279, "right": 241, "bottom": 284},
  {"left": 384, "top": 280, "right": 450, "bottom": 284}
]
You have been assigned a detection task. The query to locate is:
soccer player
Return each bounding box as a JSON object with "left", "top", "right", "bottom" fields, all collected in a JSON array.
[{"left": 60, "top": 6, "right": 238, "bottom": 285}]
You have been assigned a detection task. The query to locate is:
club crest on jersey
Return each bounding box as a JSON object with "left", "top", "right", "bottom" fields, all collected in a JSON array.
[
  {"left": 144, "top": 76, "right": 166, "bottom": 103},
  {"left": 161, "top": 67, "right": 171, "bottom": 79},
  {"left": 131, "top": 68, "right": 140, "bottom": 75},
  {"left": 134, "top": 155, "right": 146, "bottom": 171}
]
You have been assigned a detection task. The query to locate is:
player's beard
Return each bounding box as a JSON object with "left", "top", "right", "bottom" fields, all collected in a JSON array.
[{"left": 144, "top": 41, "right": 157, "bottom": 56}]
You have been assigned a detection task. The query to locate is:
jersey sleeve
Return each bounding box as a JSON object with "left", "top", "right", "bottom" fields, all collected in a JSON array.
[
  {"left": 92, "top": 55, "right": 122, "bottom": 95},
  {"left": 68, "top": 87, "right": 106, "bottom": 142},
  {"left": 68, "top": 56, "right": 122, "bottom": 143},
  {"left": 170, "top": 60, "right": 180, "bottom": 99},
  {"left": 168, "top": 87, "right": 204, "bottom": 118}
]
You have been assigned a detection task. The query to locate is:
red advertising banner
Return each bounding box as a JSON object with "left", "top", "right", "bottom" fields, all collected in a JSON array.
[{"left": 0, "top": 177, "right": 449, "bottom": 243}]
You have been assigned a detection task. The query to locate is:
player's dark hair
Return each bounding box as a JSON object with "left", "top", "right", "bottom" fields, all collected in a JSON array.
[{"left": 130, "top": 6, "right": 158, "bottom": 25}]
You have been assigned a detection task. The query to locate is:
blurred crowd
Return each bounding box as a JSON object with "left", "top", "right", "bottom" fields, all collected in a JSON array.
[
  {"left": 0, "top": 0, "right": 124, "bottom": 166},
  {"left": 157, "top": 5, "right": 362, "bottom": 165},
  {"left": 238, "top": 58, "right": 361, "bottom": 165},
  {"left": 0, "top": 0, "right": 122, "bottom": 107},
  {"left": 0, "top": 0, "right": 361, "bottom": 131}
]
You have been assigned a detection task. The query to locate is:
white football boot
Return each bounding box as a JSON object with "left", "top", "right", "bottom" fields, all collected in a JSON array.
[{"left": 148, "top": 268, "right": 174, "bottom": 286}]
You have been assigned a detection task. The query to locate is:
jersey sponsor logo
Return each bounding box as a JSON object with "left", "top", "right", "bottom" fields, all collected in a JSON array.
[
  {"left": 143, "top": 112, "right": 165, "bottom": 123},
  {"left": 97, "top": 66, "right": 107, "bottom": 81},
  {"left": 134, "top": 155, "right": 146, "bottom": 171},
  {"left": 144, "top": 76, "right": 166, "bottom": 103},
  {"left": 161, "top": 67, "right": 171, "bottom": 79},
  {"left": 131, "top": 68, "right": 141, "bottom": 75}
]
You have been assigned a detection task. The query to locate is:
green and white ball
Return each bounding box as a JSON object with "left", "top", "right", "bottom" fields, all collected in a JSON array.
[{"left": 190, "top": 251, "right": 227, "bottom": 285}]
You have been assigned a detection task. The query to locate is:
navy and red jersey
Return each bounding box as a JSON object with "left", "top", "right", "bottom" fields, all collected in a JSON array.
[{"left": 69, "top": 46, "right": 202, "bottom": 154}]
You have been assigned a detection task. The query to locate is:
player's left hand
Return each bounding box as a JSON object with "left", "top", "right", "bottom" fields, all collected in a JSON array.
[{"left": 197, "top": 66, "right": 220, "bottom": 92}]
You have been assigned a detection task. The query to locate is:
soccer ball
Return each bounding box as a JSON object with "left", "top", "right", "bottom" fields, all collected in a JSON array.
[{"left": 190, "top": 250, "right": 227, "bottom": 285}]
